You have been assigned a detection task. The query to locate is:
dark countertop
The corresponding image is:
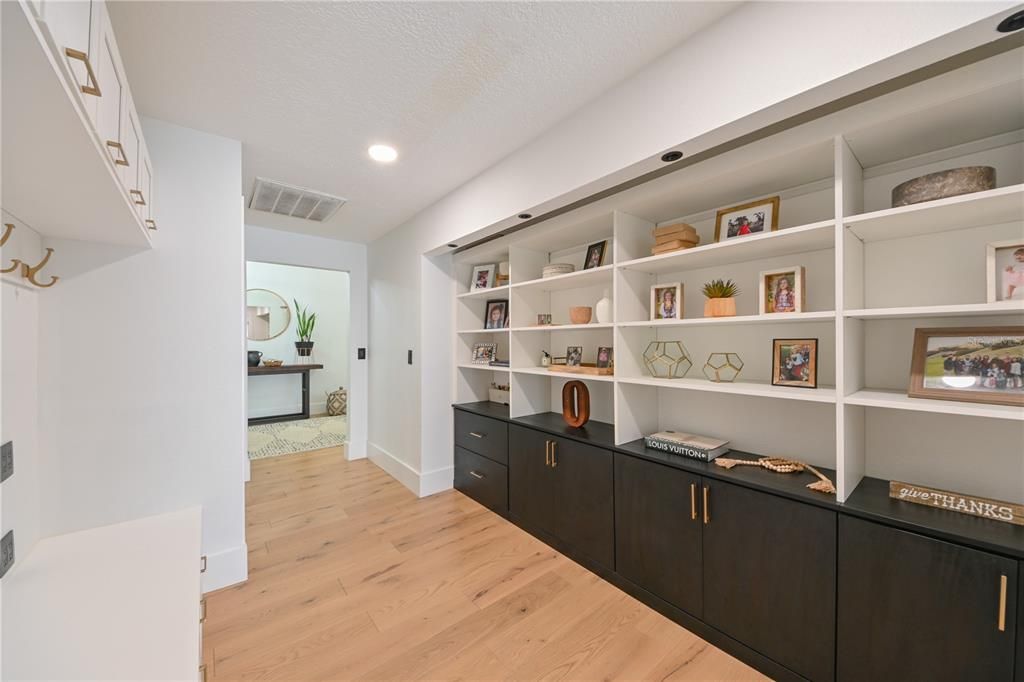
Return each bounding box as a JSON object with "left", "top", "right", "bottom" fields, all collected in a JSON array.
[
  {"left": 453, "top": 401, "right": 1024, "bottom": 559},
  {"left": 248, "top": 363, "right": 323, "bottom": 375}
]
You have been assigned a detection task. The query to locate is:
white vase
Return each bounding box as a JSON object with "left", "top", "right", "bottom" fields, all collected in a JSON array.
[{"left": 595, "top": 289, "right": 612, "bottom": 324}]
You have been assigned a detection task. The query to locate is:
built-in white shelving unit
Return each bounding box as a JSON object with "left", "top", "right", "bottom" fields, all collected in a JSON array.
[{"left": 452, "top": 47, "right": 1024, "bottom": 505}]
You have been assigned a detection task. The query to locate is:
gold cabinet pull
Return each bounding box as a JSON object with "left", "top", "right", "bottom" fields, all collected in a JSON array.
[
  {"left": 998, "top": 574, "right": 1007, "bottom": 632},
  {"left": 129, "top": 189, "right": 147, "bottom": 206},
  {"left": 145, "top": 219, "right": 157, "bottom": 231},
  {"left": 199, "top": 664, "right": 207, "bottom": 682},
  {"left": 469, "top": 470, "right": 484, "bottom": 480},
  {"left": 468, "top": 431, "right": 484, "bottom": 438},
  {"left": 545, "top": 440, "right": 551, "bottom": 467},
  {"left": 690, "top": 483, "right": 697, "bottom": 520},
  {"left": 703, "top": 486, "right": 710, "bottom": 524},
  {"left": 106, "top": 140, "right": 129, "bottom": 166},
  {"left": 64, "top": 48, "right": 101, "bottom": 96},
  {"left": 551, "top": 441, "right": 557, "bottom": 468},
  {"left": 200, "top": 598, "right": 207, "bottom": 623}
]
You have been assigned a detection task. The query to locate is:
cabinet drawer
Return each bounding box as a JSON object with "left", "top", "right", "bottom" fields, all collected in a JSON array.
[
  {"left": 454, "top": 446, "right": 507, "bottom": 515},
  {"left": 454, "top": 410, "right": 507, "bottom": 464}
]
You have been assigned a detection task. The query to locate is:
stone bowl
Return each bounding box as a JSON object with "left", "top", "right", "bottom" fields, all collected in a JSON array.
[
  {"left": 891, "top": 166, "right": 995, "bottom": 207},
  {"left": 569, "top": 306, "right": 593, "bottom": 324}
]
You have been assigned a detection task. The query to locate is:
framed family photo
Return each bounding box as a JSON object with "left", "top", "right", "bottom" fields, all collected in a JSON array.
[
  {"left": 909, "top": 327, "right": 1024, "bottom": 406},
  {"left": 537, "top": 313, "right": 552, "bottom": 326},
  {"left": 759, "top": 266, "right": 805, "bottom": 314},
  {"left": 596, "top": 346, "right": 614, "bottom": 368},
  {"left": 566, "top": 346, "right": 583, "bottom": 367},
  {"left": 714, "top": 196, "right": 780, "bottom": 242},
  {"left": 470, "top": 264, "right": 495, "bottom": 291},
  {"left": 651, "top": 282, "right": 683, "bottom": 320},
  {"left": 584, "top": 240, "right": 607, "bottom": 270},
  {"left": 484, "top": 299, "right": 508, "bottom": 329},
  {"left": 471, "top": 343, "right": 497, "bottom": 364},
  {"left": 986, "top": 240, "right": 1024, "bottom": 302},
  {"left": 771, "top": 338, "right": 818, "bottom": 388}
]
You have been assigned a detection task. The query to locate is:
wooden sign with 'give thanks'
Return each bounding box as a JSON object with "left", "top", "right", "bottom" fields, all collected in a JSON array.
[{"left": 890, "top": 481, "right": 1024, "bottom": 526}]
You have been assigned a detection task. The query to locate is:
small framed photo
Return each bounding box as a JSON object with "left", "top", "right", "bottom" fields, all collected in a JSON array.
[
  {"left": 471, "top": 343, "right": 497, "bottom": 364},
  {"left": 470, "top": 264, "right": 495, "bottom": 291},
  {"left": 583, "top": 240, "right": 607, "bottom": 270},
  {"left": 759, "top": 266, "right": 805, "bottom": 314},
  {"left": 651, "top": 282, "right": 683, "bottom": 320},
  {"left": 484, "top": 299, "right": 508, "bottom": 330},
  {"left": 566, "top": 346, "right": 583, "bottom": 367},
  {"left": 551, "top": 356, "right": 567, "bottom": 366},
  {"left": 596, "top": 346, "right": 614, "bottom": 368},
  {"left": 714, "top": 196, "right": 780, "bottom": 242},
  {"left": 909, "top": 327, "right": 1024, "bottom": 406},
  {"left": 772, "top": 338, "right": 818, "bottom": 388},
  {"left": 537, "top": 313, "right": 552, "bottom": 326},
  {"left": 986, "top": 240, "right": 1024, "bottom": 302}
]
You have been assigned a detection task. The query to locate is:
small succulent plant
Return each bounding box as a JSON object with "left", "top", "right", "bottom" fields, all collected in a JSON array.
[{"left": 702, "top": 278, "right": 739, "bottom": 299}]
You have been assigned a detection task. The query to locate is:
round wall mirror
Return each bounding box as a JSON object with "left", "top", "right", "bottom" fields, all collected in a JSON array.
[{"left": 246, "top": 289, "right": 291, "bottom": 341}]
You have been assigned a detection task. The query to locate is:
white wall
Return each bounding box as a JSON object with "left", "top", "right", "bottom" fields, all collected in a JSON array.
[
  {"left": 246, "top": 262, "right": 350, "bottom": 418},
  {"left": 367, "top": 2, "right": 1018, "bottom": 494},
  {"left": 35, "top": 118, "right": 247, "bottom": 592},
  {"left": 245, "top": 225, "right": 368, "bottom": 459}
]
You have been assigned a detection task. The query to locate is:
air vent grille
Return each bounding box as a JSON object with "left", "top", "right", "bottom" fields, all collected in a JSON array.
[{"left": 248, "top": 177, "right": 346, "bottom": 222}]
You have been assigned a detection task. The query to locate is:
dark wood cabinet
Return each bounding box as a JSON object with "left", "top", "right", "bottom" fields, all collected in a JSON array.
[
  {"left": 454, "top": 446, "right": 507, "bottom": 516},
  {"left": 454, "top": 410, "right": 508, "bottom": 465},
  {"left": 702, "top": 478, "right": 837, "bottom": 682},
  {"left": 614, "top": 453, "right": 702, "bottom": 616},
  {"left": 509, "top": 425, "right": 614, "bottom": 568},
  {"left": 838, "top": 516, "right": 1018, "bottom": 682},
  {"left": 1018, "top": 565, "right": 1023, "bottom": 682}
]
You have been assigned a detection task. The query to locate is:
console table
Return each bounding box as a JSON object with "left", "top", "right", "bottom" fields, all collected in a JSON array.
[{"left": 247, "top": 364, "right": 323, "bottom": 425}]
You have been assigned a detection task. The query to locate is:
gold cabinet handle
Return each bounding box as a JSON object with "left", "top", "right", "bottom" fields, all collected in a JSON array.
[
  {"left": 200, "top": 598, "right": 207, "bottom": 623},
  {"left": 469, "top": 470, "right": 484, "bottom": 480},
  {"left": 106, "top": 140, "right": 129, "bottom": 166},
  {"left": 199, "top": 664, "right": 207, "bottom": 682},
  {"left": 145, "top": 219, "right": 157, "bottom": 231},
  {"left": 64, "top": 48, "right": 101, "bottom": 96},
  {"left": 690, "top": 483, "right": 697, "bottom": 520},
  {"left": 551, "top": 441, "right": 557, "bottom": 468},
  {"left": 129, "top": 189, "right": 147, "bottom": 206},
  {"left": 703, "top": 486, "right": 710, "bottom": 525},
  {"left": 998, "top": 574, "right": 1007, "bottom": 632},
  {"left": 545, "top": 440, "right": 551, "bottom": 467}
]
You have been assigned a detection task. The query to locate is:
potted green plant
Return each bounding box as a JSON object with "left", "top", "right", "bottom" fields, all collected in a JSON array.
[
  {"left": 702, "top": 278, "right": 739, "bottom": 317},
  {"left": 293, "top": 299, "right": 317, "bottom": 357}
]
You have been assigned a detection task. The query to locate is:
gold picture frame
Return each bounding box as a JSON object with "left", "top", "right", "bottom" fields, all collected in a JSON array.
[
  {"left": 909, "top": 327, "right": 1024, "bottom": 406},
  {"left": 714, "top": 196, "right": 780, "bottom": 242}
]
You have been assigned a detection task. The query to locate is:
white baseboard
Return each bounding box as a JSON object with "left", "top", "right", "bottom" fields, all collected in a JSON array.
[
  {"left": 366, "top": 442, "right": 451, "bottom": 497},
  {"left": 202, "top": 543, "right": 248, "bottom": 593}
]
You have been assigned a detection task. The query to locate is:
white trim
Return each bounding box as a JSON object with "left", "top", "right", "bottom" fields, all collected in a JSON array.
[
  {"left": 419, "top": 466, "right": 454, "bottom": 497},
  {"left": 367, "top": 441, "right": 420, "bottom": 495},
  {"left": 201, "top": 542, "right": 248, "bottom": 593}
]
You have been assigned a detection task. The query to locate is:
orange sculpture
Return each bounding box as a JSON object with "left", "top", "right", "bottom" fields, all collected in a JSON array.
[{"left": 561, "top": 380, "right": 590, "bottom": 428}]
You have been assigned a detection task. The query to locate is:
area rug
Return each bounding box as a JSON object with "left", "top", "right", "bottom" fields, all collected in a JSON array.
[{"left": 247, "top": 415, "right": 348, "bottom": 460}]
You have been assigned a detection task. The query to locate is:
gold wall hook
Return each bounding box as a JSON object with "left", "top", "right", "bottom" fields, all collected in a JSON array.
[
  {"left": 1, "top": 258, "right": 21, "bottom": 274},
  {"left": 0, "top": 223, "right": 13, "bottom": 247},
  {"left": 22, "top": 248, "right": 59, "bottom": 288}
]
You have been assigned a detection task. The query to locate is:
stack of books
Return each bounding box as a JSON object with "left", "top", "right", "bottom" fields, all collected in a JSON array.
[
  {"left": 644, "top": 431, "right": 730, "bottom": 461},
  {"left": 651, "top": 223, "right": 700, "bottom": 256},
  {"left": 489, "top": 359, "right": 510, "bottom": 367}
]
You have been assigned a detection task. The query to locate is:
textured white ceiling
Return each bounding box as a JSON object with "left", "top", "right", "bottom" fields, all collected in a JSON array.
[{"left": 109, "top": 2, "right": 736, "bottom": 242}]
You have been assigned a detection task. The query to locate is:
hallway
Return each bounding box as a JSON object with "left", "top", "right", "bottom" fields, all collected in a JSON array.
[{"left": 202, "top": 448, "right": 765, "bottom": 680}]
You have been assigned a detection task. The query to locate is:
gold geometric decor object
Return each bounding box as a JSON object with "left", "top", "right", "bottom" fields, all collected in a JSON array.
[
  {"left": 643, "top": 341, "right": 692, "bottom": 379},
  {"left": 702, "top": 352, "right": 744, "bottom": 383}
]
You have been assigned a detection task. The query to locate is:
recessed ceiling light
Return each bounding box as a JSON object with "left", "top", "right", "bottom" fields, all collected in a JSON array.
[
  {"left": 997, "top": 10, "right": 1024, "bottom": 32},
  {"left": 661, "top": 151, "right": 683, "bottom": 162},
  {"left": 368, "top": 144, "right": 398, "bottom": 163},
  {"left": 447, "top": 243, "right": 459, "bottom": 248},
  {"left": 518, "top": 213, "right": 532, "bottom": 220}
]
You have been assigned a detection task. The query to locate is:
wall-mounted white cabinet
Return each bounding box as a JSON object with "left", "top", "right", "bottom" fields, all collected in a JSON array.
[{"left": 2, "top": 0, "right": 157, "bottom": 247}]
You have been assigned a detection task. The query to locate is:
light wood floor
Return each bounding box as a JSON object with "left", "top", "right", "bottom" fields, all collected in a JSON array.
[{"left": 204, "top": 446, "right": 767, "bottom": 680}]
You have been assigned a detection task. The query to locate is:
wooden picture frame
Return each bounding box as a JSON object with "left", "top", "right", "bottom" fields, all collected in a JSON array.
[
  {"left": 986, "top": 240, "right": 1024, "bottom": 303},
  {"left": 908, "top": 326, "right": 1024, "bottom": 406},
  {"left": 471, "top": 343, "right": 497, "bottom": 365},
  {"left": 714, "top": 196, "right": 780, "bottom": 242},
  {"left": 650, "top": 282, "right": 683, "bottom": 320},
  {"left": 583, "top": 240, "right": 607, "bottom": 270},
  {"left": 771, "top": 338, "right": 818, "bottom": 388},
  {"left": 566, "top": 346, "right": 583, "bottom": 367},
  {"left": 470, "top": 264, "right": 495, "bottom": 291},
  {"left": 484, "top": 299, "right": 508, "bottom": 330},
  {"left": 759, "top": 266, "right": 805, "bottom": 314}
]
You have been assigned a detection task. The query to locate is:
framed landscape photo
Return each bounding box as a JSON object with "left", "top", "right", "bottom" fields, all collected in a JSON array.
[
  {"left": 986, "top": 240, "right": 1024, "bottom": 302},
  {"left": 583, "top": 240, "right": 607, "bottom": 270},
  {"left": 771, "top": 338, "right": 818, "bottom": 388},
  {"left": 714, "top": 196, "right": 780, "bottom": 242},
  {"left": 651, "top": 282, "right": 683, "bottom": 320},
  {"left": 566, "top": 346, "right": 583, "bottom": 367},
  {"left": 471, "top": 343, "right": 497, "bottom": 365},
  {"left": 759, "top": 266, "right": 805, "bottom": 314},
  {"left": 909, "top": 327, "right": 1024, "bottom": 406},
  {"left": 470, "top": 264, "right": 495, "bottom": 291},
  {"left": 484, "top": 299, "right": 508, "bottom": 330}
]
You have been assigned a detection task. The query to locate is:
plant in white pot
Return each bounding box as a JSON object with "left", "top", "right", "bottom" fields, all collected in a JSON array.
[
  {"left": 293, "top": 299, "right": 317, "bottom": 357},
  {"left": 702, "top": 278, "right": 739, "bottom": 317}
]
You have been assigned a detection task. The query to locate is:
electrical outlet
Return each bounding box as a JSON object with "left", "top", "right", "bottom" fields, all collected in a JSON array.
[
  {"left": 0, "top": 530, "right": 14, "bottom": 579},
  {"left": 0, "top": 441, "right": 12, "bottom": 483},
  {"left": 358, "top": 348, "right": 366, "bottom": 360}
]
